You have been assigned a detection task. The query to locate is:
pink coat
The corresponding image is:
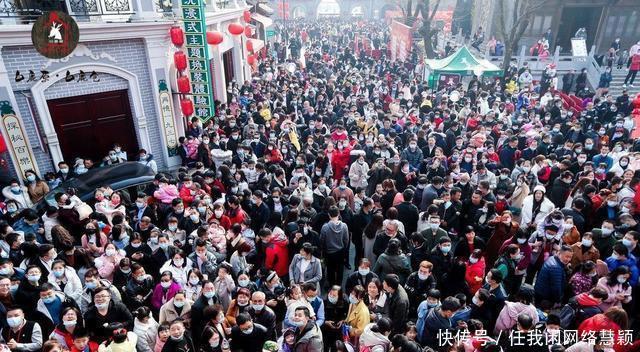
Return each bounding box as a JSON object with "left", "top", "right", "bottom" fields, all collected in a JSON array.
[
  {"left": 494, "top": 301, "right": 539, "bottom": 334},
  {"left": 152, "top": 281, "right": 182, "bottom": 310},
  {"left": 154, "top": 184, "right": 180, "bottom": 204},
  {"left": 596, "top": 277, "right": 632, "bottom": 312},
  {"left": 96, "top": 253, "right": 125, "bottom": 281}
]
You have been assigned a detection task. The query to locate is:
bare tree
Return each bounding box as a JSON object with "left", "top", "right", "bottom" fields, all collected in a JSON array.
[
  {"left": 497, "top": 0, "right": 552, "bottom": 72},
  {"left": 402, "top": 0, "right": 442, "bottom": 58}
]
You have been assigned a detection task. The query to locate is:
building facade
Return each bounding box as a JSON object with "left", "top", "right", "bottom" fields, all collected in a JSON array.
[
  {"left": 473, "top": 0, "right": 640, "bottom": 54},
  {"left": 0, "top": 0, "right": 268, "bottom": 180}
]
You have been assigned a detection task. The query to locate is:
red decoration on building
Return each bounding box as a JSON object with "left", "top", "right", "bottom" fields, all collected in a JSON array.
[
  {"left": 170, "top": 26, "right": 184, "bottom": 46},
  {"left": 244, "top": 25, "right": 252, "bottom": 37},
  {"left": 247, "top": 54, "right": 255, "bottom": 65},
  {"left": 174, "top": 51, "right": 187, "bottom": 71},
  {"left": 228, "top": 23, "right": 244, "bottom": 35},
  {"left": 243, "top": 10, "right": 251, "bottom": 22},
  {"left": 180, "top": 98, "right": 194, "bottom": 116},
  {"left": 206, "top": 31, "right": 224, "bottom": 45},
  {"left": 177, "top": 76, "right": 191, "bottom": 93},
  {"left": 246, "top": 40, "right": 254, "bottom": 52}
]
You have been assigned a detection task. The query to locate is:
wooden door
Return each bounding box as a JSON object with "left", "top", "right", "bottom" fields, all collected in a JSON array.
[{"left": 47, "top": 90, "right": 139, "bottom": 163}]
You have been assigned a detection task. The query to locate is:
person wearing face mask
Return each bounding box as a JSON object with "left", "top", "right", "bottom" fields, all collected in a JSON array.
[
  {"left": 49, "top": 306, "right": 84, "bottom": 350},
  {"left": 124, "top": 263, "right": 154, "bottom": 311},
  {"left": 159, "top": 251, "right": 192, "bottom": 287},
  {"left": 33, "top": 283, "right": 79, "bottom": 338},
  {"left": 47, "top": 260, "right": 82, "bottom": 303},
  {"left": 93, "top": 244, "right": 124, "bottom": 283},
  {"left": 0, "top": 306, "right": 42, "bottom": 352},
  {"left": 160, "top": 319, "right": 195, "bottom": 352},
  {"left": 247, "top": 291, "right": 277, "bottom": 341},
  {"left": 199, "top": 326, "right": 227, "bottom": 352},
  {"left": 568, "top": 233, "right": 601, "bottom": 271},
  {"left": 23, "top": 170, "right": 48, "bottom": 204},
  {"left": 158, "top": 290, "right": 191, "bottom": 327},
  {"left": 321, "top": 285, "right": 347, "bottom": 350},
  {"left": 83, "top": 287, "right": 133, "bottom": 344},
  {"left": 290, "top": 306, "right": 323, "bottom": 351},
  {"left": 348, "top": 153, "right": 370, "bottom": 190},
  {"left": 78, "top": 269, "right": 122, "bottom": 315},
  {"left": 230, "top": 313, "right": 268, "bottom": 352},
  {"left": 595, "top": 266, "right": 633, "bottom": 313},
  {"left": 2, "top": 179, "right": 32, "bottom": 209},
  {"left": 593, "top": 220, "right": 618, "bottom": 258},
  {"left": 419, "top": 296, "right": 461, "bottom": 346}
]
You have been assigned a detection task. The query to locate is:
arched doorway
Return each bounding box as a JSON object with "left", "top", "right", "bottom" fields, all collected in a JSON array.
[
  {"left": 351, "top": 5, "right": 364, "bottom": 17},
  {"left": 292, "top": 6, "right": 306, "bottom": 18},
  {"left": 316, "top": 0, "right": 340, "bottom": 17}
]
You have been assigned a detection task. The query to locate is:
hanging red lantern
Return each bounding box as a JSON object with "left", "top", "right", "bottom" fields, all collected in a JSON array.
[
  {"left": 174, "top": 51, "right": 187, "bottom": 71},
  {"left": 243, "top": 10, "right": 251, "bottom": 23},
  {"left": 246, "top": 40, "right": 254, "bottom": 52},
  {"left": 244, "top": 25, "right": 252, "bottom": 37},
  {"left": 177, "top": 76, "right": 190, "bottom": 93},
  {"left": 180, "top": 98, "right": 194, "bottom": 116},
  {"left": 228, "top": 23, "right": 244, "bottom": 35},
  {"left": 206, "top": 31, "right": 224, "bottom": 45},
  {"left": 170, "top": 26, "right": 184, "bottom": 46},
  {"left": 247, "top": 54, "right": 256, "bottom": 65}
]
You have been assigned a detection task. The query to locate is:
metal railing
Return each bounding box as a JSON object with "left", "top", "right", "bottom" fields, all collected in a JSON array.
[{"left": 0, "top": 0, "right": 174, "bottom": 23}]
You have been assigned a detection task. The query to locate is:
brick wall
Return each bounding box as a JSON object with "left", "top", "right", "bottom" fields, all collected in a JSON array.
[{"left": 1, "top": 39, "right": 166, "bottom": 176}]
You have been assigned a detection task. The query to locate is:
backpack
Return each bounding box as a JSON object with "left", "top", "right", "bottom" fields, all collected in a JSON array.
[{"left": 558, "top": 301, "right": 583, "bottom": 329}]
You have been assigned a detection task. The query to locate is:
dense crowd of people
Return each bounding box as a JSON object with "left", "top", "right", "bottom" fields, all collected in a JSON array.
[{"left": 2, "top": 18, "right": 640, "bottom": 352}]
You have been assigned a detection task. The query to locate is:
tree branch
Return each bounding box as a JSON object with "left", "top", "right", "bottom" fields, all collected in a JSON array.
[{"left": 428, "top": 0, "right": 441, "bottom": 22}]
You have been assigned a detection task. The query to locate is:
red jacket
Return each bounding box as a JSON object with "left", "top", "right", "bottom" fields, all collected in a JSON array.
[
  {"left": 264, "top": 232, "right": 289, "bottom": 277},
  {"left": 179, "top": 186, "right": 194, "bottom": 206},
  {"left": 331, "top": 146, "right": 352, "bottom": 180},
  {"left": 465, "top": 258, "right": 486, "bottom": 294},
  {"left": 226, "top": 207, "right": 246, "bottom": 226},
  {"left": 578, "top": 314, "right": 621, "bottom": 349},
  {"left": 631, "top": 54, "right": 640, "bottom": 71}
]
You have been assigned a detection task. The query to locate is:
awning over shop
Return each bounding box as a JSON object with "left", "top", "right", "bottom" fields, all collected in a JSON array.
[
  {"left": 249, "top": 38, "right": 265, "bottom": 51},
  {"left": 252, "top": 12, "right": 273, "bottom": 28},
  {"left": 257, "top": 3, "right": 274, "bottom": 16}
]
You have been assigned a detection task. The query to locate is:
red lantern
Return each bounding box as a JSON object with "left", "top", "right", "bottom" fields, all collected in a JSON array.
[
  {"left": 243, "top": 10, "right": 251, "bottom": 22},
  {"left": 177, "top": 76, "right": 190, "bottom": 93},
  {"left": 228, "top": 23, "right": 244, "bottom": 35},
  {"left": 206, "top": 31, "right": 224, "bottom": 45},
  {"left": 244, "top": 25, "right": 252, "bottom": 37},
  {"left": 246, "top": 40, "right": 254, "bottom": 52},
  {"left": 180, "top": 98, "right": 194, "bottom": 116},
  {"left": 174, "top": 51, "right": 187, "bottom": 71},
  {"left": 247, "top": 55, "right": 256, "bottom": 65},
  {"left": 170, "top": 26, "right": 184, "bottom": 46}
]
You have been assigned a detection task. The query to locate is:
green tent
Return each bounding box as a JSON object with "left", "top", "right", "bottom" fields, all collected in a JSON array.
[{"left": 423, "top": 46, "right": 503, "bottom": 88}]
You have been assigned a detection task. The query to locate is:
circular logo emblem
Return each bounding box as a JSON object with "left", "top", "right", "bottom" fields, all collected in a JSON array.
[{"left": 31, "top": 11, "right": 79, "bottom": 59}]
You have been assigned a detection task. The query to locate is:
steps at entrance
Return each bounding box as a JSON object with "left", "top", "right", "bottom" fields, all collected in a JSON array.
[{"left": 604, "top": 67, "right": 640, "bottom": 98}]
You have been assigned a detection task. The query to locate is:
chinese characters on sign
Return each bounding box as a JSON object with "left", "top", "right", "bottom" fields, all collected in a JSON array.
[
  {"left": 436, "top": 329, "right": 635, "bottom": 347},
  {"left": 158, "top": 80, "right": 179, "bottom": 157},
  {"left": 1, "top": 114, "right": 38, "bottom": 178},
  {"left": 14, "top": 70, "right": 100, "bottom": 83},
  {"left": 181, "top": 0, "right": 214, "bottom": 121}
]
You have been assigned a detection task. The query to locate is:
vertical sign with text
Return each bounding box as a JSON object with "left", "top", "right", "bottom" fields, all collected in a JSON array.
[
  {"left": 0, "top": 105, "right": 39, "bottom": 180},
  {"left": 158, "top": 80, "right": 179, "bottom": 157},
  {"left": 181, "top": 0, "right": 215, "bottom": 121}
]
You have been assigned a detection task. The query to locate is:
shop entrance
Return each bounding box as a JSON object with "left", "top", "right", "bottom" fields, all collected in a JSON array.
[{"left": 47, "top": 90, "right": 139, "bottom": 162}]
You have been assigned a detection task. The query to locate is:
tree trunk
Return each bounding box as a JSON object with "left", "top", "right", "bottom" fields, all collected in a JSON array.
[
  {"left": 423, "top": 28, "right": 437, "bottom": 58},
  {"left": 502, "top": 42, "right": 514, "bottom": 74}
]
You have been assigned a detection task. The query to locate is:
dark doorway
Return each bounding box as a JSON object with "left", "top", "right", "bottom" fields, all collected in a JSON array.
[
  {"left": 47, "top": 90, "right": 139, "bottom": 163},
  {"left": 222, "top": 49, "right": 235, "bottom": 85},
  {"left": 556, "top": 6, "right": 603, "bottom": 53}
]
